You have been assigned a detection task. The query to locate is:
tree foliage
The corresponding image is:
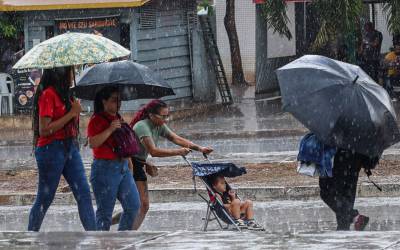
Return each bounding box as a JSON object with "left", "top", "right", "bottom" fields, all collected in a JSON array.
[
  {"left": 383, "top": 0, "right": 400, "bottom": 35},
  {"left": 260, "top": 0, "right": 292, "bottom": 40},
  {"left": 198, "top": 0, "right": 214, "bottom": 16},
  {"left": 259, "top": 0, "right": 400, "bottom": 55},
  {"left": 310, "top": 0, "right": 362, "bottom": 52},
  {"left": 0, "top": 12, "right": 23, "bottom": 39}
]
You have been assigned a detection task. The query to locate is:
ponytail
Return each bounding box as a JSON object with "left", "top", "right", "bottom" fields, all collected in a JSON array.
[{"left": 130, "top": 99, "right": 167, "bottom": 127}]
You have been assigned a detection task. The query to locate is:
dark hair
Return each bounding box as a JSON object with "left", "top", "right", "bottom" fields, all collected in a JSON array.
[
  {"left": 130, "top": 99, "right": 168, "bottom": 127},
  {"left": 210, "top": 174, "right": 224, "bottom": 187},
  {"left": 365, "top": 22, "right": 374, "bottom": 30},
  {"left": 93, "top": 86, "right": 120, "bottom": 114},
  {"left": 32, "top": 67, "right": 73, "bottom": 146}
]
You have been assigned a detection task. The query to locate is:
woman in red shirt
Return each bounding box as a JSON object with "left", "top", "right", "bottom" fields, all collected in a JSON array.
[
  {"left": 28, "top": 67, "right": 96, "bottom": 231},
  {"left": 87, "top": 86, "right": 140, "bottom": 231}
]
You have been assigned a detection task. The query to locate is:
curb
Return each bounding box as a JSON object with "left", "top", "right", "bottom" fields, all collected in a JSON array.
[
  {"left": 0, "top": 128, "right": 308, "bottom": 147},
  {"left": 0, "top": 183, "right": 398, "bottom": 206}
]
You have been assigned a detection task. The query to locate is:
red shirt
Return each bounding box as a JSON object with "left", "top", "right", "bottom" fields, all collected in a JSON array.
[
  {"left": 37, "top": 86, "right": 78, "bottom": 147},
  {"left": 87, "top": 112, "right": 119, "bottom": 160}
]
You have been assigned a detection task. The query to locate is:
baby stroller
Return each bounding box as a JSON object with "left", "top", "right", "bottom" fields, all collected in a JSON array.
[{"left": 182, "top": 154, "right": 247, "bottom": 231}]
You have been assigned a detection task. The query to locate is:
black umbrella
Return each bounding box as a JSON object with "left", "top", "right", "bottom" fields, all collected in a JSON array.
[
  {"left": 277, "top": 55, "right": 400, "bottom": 157},
  {"left": 72, "top": 60, "right": 175, "bottom": 100}
]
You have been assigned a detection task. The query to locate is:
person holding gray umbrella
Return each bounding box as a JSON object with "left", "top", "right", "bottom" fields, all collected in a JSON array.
[
  {"left": 73, "top": 59, "right": 178, "bottom": 231},
  {"left": 73, "top": 59, "right": 210, "bottom": 230},
  {"left": 319, "top": 149, "right": 379, "bottom": 230},
  {"left": 87, "top": 86, "right": 140, "bottom": 231},
  {"left": 277, "top": 55, "right": 400, "bottom": 231}
]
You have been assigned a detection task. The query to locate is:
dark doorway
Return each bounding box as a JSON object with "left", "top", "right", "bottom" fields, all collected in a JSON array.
[{"left": 120, "top": 23, "right": 130, "bottom": 49}]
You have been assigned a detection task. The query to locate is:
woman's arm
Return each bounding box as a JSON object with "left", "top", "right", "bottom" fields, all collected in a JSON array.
[
  {"left": 88, "top": 119, "right": 121, "bottom": 148},
  {"left": 166, "top": 131, "right": 213, "bottom": 154},
  {"left": 39, "top": 99, "right": 81, "bottom": 137},
  {"left": 141, "top": 136, "right": 190, "bottom": 157}
]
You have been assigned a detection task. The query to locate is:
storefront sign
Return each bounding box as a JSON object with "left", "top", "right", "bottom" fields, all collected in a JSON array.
[
  {"left": 57, "top": 17, "right": 118, "bottom": 31},
  {"left": 56, "top": 16, "right": 121, "bottom": 43}
]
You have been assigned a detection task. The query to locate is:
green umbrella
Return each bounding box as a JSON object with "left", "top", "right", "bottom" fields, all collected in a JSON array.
[{"left": 13, "top": 32, "right": 130, "bottom": 70}]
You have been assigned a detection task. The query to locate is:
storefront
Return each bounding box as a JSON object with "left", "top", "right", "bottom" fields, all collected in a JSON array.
[{"left": 1, "top": 0, "right": 216, "bottom": 112}]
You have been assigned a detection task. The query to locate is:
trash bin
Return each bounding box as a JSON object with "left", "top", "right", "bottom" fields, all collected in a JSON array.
[{"left": 0, "top": 73, "right": 14, "bottom": 115}]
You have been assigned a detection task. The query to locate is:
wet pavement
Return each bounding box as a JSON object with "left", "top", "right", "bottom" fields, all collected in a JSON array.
[
  {"left": 1, "top": 198, "right": 400, "bottom": 249},
  {"left": 2, "top": 86, "right": 400, "bottom": 170},
  {"left": 1, "top": 230, "right": 400, "bottom": 249},
  {"left": 1, "top": 87, "right": 400, "bottom": 249},
  {"left": 3, "top": 135, "right": 400, "bottom": 170},
  {"left": 2, "top": 198, "right": 400, "bottom": 233}
]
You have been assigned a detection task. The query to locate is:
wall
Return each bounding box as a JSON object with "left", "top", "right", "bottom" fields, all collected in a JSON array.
[
  {"left": 21, "top": 0, "right": 213, "bottom": 111},
  {"left": 267, "top": 3, "right": 296, "bottom": 58},
  {"left": 255, "top": 3, "right": 296, "bottom": 96},
  {"left": 133, "top": 1, "right": 195, "bottom": 103},
  {"left": 215, "top": 0, "right": 256, "bottom": 84}
]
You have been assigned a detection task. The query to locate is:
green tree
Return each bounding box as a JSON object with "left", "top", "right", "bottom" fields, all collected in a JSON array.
[
  {"left": 0, "top": 12, "right": 23, "bottom": 39},
  {"left": 224, "top": 0, "right": 248, "bottom": 85},
  {"left": 0, "top": 12, "right": 23, "bottom": 72},
  {"left": 383, "top": 0, "right": 400, "bottom": 36},
  {"left": 260, "top": 0, "right": 364, "bottom": 60},
  {"left": 198, "top": 0, "right": 214, "bottom": 16},
  {"left": 197, "top": 0, "right": 247, "bottom": 86}
]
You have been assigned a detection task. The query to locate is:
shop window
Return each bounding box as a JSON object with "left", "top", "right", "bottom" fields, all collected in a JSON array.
[
  {"left": 120, "top": 23, "right": 130, "bottom": 49},
  {"left": 45, "top": 26, "right": 54, "bottom": 39}
]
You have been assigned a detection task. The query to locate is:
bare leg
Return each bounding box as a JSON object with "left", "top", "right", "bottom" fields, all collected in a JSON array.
[
  {"left": 230, "top": 199, "right": 241, "bottom": 219},
  {"left": 240, "top": 200, "right": 254, "bottom": 220},
  {"left": 132, "top": 181, "right": 150, "bottom": 230}
]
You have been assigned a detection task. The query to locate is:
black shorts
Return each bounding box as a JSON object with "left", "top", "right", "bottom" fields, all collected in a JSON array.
[{"left": 132, "top": 157, "right": 147, "bottom": 182}]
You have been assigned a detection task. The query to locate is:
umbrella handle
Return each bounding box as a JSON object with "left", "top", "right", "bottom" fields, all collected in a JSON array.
[{"left": 353, "top": 75, "right": 359, "bottom": 84}]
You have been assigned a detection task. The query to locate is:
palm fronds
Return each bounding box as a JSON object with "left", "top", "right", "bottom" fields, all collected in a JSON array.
[
  {"left": 310, "top": 0, "right": 362, "bottom": 52},
  {"left": 383, "top": 0, "right": 400, "bottom": 35},
  {"left": 260, "top": 0, "right": 292, "bottom": 40}
]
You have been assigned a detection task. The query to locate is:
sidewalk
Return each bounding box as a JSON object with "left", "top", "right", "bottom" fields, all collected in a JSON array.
[
  {"left": 1, "top": 86, "right": 400, "bottom": 204},
  {"left": 0, "top": 160, "right": 399, "bottom": 205},
  {"left": 0, "top": 230, "right": 399, "bottom": 249}
]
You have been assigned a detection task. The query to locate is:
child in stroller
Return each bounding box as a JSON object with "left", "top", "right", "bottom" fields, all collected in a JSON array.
[{"left": 211, "top": 174, "right": 264, "bottom": 231}]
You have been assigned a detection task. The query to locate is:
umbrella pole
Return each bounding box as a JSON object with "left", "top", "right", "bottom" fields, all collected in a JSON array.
[{"left": 72, "top": 67, "right": 76, "bottom": 87}]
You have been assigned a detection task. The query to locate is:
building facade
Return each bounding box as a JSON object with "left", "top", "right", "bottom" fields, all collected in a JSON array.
[
  {"left": 215, "top": 0, "right": 394, "bottom": 97},
  {"left": 2, "top": 0, "right": 216, "bottom": 112}
]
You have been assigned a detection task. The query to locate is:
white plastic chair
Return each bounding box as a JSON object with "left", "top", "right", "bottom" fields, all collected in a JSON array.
[{"left": 0, "top": 73, "right": 14, "bottom": 115}]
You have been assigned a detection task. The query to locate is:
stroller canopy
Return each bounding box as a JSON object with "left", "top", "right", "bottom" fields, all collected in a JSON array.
[{"left": 191, "top": 162, "right": 246, "bottom": 177}]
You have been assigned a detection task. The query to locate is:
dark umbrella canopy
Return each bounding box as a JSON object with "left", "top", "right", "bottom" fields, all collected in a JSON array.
[
  {"left": 72, "top": 60, "right": 175, "bottom": 100},
  {"left": 191, "top": 162, "right": 247, "bottom": 178},
  {"left": 277, "top": 55, "right": 400, "bottom": 157}
]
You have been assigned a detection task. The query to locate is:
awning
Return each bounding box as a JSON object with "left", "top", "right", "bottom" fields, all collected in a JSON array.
[{"left": 0, "top": 0, "right": 149, "bottom": 11}]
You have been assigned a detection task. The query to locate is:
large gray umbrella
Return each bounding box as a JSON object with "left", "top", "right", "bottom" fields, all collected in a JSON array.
[
  {"left": 72, "top": 60, "right": 175, "bottom": 100},
  {"left": 277, "top": 55, "right": 400, "bottom": 157}
]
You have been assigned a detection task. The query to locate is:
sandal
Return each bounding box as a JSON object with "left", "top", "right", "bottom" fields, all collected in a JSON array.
[{"left": 246, "top": 220, "right": 265, "bottom": 231}]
